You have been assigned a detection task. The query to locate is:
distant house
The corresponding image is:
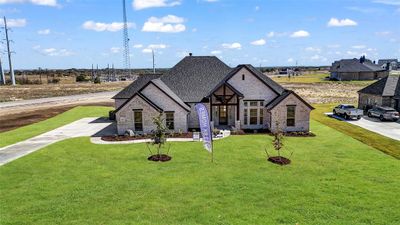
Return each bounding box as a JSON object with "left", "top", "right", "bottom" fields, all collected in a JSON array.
[
  {"left": 330, "top": 56, "right": 388, "bottom": 81},
  {"left": 358, "top": 71, "right": 400, "bottom": 112},
  {"left": 112, "top": 55, "right": 314, "bottom": 135},
  {"left": 378, "top": 59, "right": 398, "bottom": 71}
]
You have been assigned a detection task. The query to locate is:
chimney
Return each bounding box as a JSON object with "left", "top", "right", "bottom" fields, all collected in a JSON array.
[
  {"left": 189, "top": 53, "right": 193, "bottom": 56},
  {"left": 360, "top": 55, "right": 365, "bottom": 64}
]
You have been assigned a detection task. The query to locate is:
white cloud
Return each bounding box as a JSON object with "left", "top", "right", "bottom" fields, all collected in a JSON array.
[
  {"left": 0, "top": 0, "right": 58, "bottom": 7},
  {"left": 373, "top": 0, "right": 400, "bottom": 5},
  {"left": 222, "top": 42, "right": 242, "bottom": 49},
  {"left": 290, "top": 30, "right": 310, "bottom": 38},
  {"left": 287, "top": 58, "right": 294, "bottom": 63},
  {"left": 327, "top": 18, "right": 357, "bottom": 27},
  {"left": 110, "top": 47, "right": 121, "bottom": 53},
  {"left": 305, "top": 47, "right": 321, "bottom": 52},
  {"left": 37, "top": 29, "right": 50, "bottom": 35},
  {"left": 267, "top": 31, "right": 275, "bottom": 38},
  {"left": 142, "top": 48, "right": 152, "bottom": 53},
  {"left": 310, "top": 55, "right": 327, "bottom": 61},
  {"left": 375, "top": 31, "right": 392, "bottom": 36},
  {"left": 33, "top": 45, "right": 74, "bottom": 56},
  {"left": 142, "top": 44, "right": 168, "bottom": 53},
  {"left": 203, "top": 0, "right": 219, "bottom": 2},
  {"left": 133, "top": 0, "right": 181, "bottom": 10},
  {"left": 7, "top": 18, "right": 26, "bottom": 27},
  {"left": 142, "top": 15, "right": 186, "bottom": 33},
  {"left": 255, "top": 6, "right": 260, "bottom": 11},
  {"left": 82, "top": 21, "right": 135, "bottom": 32},
  {"left": 147, "top": 44, "right": 167, "bottom": 49},
  {"left": 133, "top": 44, "right": 143, "bottom": 48},
  {"left": 352, "top": 45, "right": 366, "bottom": 49},
  {"left": 210, "top": 50, "right": 222, "bottom": 55},
  {"left": 251, "top": 39, "right": 266, "bottom": 46}
]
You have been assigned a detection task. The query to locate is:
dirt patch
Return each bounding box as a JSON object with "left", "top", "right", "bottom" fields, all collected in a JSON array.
[
  {"left": 148, "top": 154, "right": 172, "bottom": 162},
  {"left": 268, "top": 156, "right": 291, "bottom": 165},
  {"left": 0, "top": 102, "right": 113, "bottom": 132}
]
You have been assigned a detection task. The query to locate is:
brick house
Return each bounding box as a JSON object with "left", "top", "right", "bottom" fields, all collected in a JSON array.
[
  {"left": 113, "top": 55, "right": 314, "bottom": 135},
  {"left": 330, "top": 56, "right": 388, "bottom": 81},
  {"left": 358, "top": 71, "right": 400, "bottom": 112}
]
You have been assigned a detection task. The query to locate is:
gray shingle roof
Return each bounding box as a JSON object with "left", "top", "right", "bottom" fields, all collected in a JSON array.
[
  {"left": 330, "top": 59, "right": 385, "bottom": 73},
  {"left": 358, "top": 72, "right": 400, "bottom": 97},
  {"left": 378, "top": 59, "right": 398, "bottom": 66},
  {"left": 112, "top": 74, "right": 162, "bottom": 99},
  {"left": 160, "top": 56, "right": 232, "bottom": 102},
  {"left": 151, "top": 79, "right": 190, "bottom": 111},
  {"left": 266, "top": 90, "right": 314, "bottom": 110}
]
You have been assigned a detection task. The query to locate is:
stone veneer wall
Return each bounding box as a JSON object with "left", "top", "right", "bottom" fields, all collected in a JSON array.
[{"left": 269, "top": 93, "right": 312, "bottom": 133}]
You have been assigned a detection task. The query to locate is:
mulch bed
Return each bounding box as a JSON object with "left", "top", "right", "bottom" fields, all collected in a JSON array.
[
  {"left": 268, "top": 156, "right": 291, "bottom": 165},
  {"left": 101, "top": 132, "right": 193, "bottom": 142},
  {"left": 148, "top": 154, "right": 172, "bottom": 162}
]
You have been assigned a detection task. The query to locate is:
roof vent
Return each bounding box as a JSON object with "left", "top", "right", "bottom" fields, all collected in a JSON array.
[{"left": 189, "top": 53, "right": 193, "bottom": 56}]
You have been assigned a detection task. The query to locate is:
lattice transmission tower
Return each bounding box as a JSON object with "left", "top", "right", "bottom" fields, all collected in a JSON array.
[{"left": 122, "top": 0, "right": 131, "bottom": 76}]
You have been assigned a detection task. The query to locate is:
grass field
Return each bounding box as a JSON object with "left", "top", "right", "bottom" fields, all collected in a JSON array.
[
  {"left": 312, "top": 104, "right": 400, "bottom": 159},
  {"left": 0, "top": 120, "right": 399, "bottom": 224},
  {"left": 0, "top": 106, "right": 112, "bottom": 148},
  {"left": 271, "top": 73, "right": 375, "bottom": 86}
]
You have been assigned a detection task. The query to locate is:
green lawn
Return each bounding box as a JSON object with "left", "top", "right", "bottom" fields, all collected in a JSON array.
[
  {"left": 0, "top": 106, "right": 112, "bottom": 148},
  {"left": 312, "top": 103, "right": 400, "bottom": 159},
  {"left": 272, "top": 73, "right": 375, "bottom": 86},
  {"left": 1, "top": 120, "right": 399, "bottom": 224}
]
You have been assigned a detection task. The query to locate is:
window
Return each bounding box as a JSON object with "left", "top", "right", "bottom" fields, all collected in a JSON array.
[
  {"left": 250, "top": 109, "right": 258, "bottom": 125},
  {"left": 244, "top": 108, "right": 248, "bottom": 125},
  {"left": 242, "top": 74, "right": 245, "bottom": 80},
  {"left": 134, "top": 110, "right": 143, "bottom": 131},
  {"left": 244, "top": 101, "right": 264, "bottom": 125},
  {"left": 287, "top": 106, "right": 296, "bottom": 127},
  {"left": 165, "top": 112, "right": 174, "bottom": 130}
]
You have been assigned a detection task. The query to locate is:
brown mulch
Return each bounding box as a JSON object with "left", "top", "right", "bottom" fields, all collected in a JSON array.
[
  {"left": 148, "top": 154, "right": 172, "bottom": 162},
  {"left": 0, "top": 102, "right": 113, "bottom": 132},
  {"left": 101, "top": 132, "right": 193, "bottom": 142},
  {"left": 268, "top": 156, "right": 291, "bottom": 165}
]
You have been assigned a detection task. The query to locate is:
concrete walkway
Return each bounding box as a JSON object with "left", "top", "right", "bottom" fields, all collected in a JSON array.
[
  {"left": 0, "top": 117, "right": 113, "bottom": 166},
  {"left": 326, "top": 113, "right": 400, "bottom": 141}
]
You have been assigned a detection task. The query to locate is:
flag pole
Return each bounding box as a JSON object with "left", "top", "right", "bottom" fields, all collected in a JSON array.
[{"left": 211, "top": 135, "right": 214, "bottom": 163}]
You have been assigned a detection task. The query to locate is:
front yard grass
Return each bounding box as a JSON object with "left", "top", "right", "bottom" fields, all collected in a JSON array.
[
  {"left": 0, "top": 106, "right": 112, "bottom": 148},
  {"left": 1, "top": 120, "right": 399, "bottom": 224},
  {"left": 312, "top": 103, "right": 400, "bottom": 159}
]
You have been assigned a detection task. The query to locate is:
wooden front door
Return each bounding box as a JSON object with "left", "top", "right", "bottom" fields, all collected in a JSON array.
[{"left": 219, "top": 105, "right": 228, "bottom": 125}]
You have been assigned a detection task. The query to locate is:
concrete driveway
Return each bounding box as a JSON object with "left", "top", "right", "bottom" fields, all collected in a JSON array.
[
  {"left": 0, "top": 117, "right": 116, "bottom": 166},
  {"left": 326, "top": 113, "right": 400, "bottom": 141}
]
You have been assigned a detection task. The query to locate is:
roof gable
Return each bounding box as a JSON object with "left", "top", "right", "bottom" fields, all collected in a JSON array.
[
  {"left": 148, "top": 79, "right": 190, "bottom": 111},
  {"left": 160, "top": 56, "right": 232, "bottom": 102},
  {"left": 112, "top": 74, "right": 162, "bottom": 99},
  {"left": 208, "top": 64, "right": 286, "bottom": 97},
  {"left": 266, "top": 90, "right": 314, "bottom": 111},
  {"left": 358, "top": 72, "right": 400, "bottom": 97},
  {"left": 115, "top": 92, "right": 163, "bottom": 114}
]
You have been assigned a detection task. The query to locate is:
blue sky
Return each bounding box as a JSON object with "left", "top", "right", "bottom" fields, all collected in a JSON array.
[{"left": 0, "top": 0, "right": 399, "bottom": 69}]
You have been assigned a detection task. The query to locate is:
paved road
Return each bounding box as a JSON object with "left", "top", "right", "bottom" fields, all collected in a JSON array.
[
  {"left": 0, "top": 117, "right": 114, "bottom": 166},
  {"left": 0, "top": 91, "right": 117, "bottom": 114},
  {"left": 327, "top": 113, "right": 400, "bottom": 141}
]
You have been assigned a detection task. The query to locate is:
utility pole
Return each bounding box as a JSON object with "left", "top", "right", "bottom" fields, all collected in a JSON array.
[
  {"left": 0, "top": 56, "right": 5, "bottom": 85},
  {"left": 152, "top": 49, "right": 155, "bottom": 74},
  {"left": 4, "top": 17, "right": 15, "bottom": 85}
]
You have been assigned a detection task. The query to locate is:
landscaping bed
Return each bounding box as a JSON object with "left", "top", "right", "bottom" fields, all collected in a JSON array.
[{"left": 101, "top": 132, "right": 194, "bottom": 142}]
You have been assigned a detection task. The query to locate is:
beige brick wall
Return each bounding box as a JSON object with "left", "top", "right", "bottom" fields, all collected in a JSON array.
[
  {"left": 141, "top": 83, "right": 189, "bottom": 133},
  {"left": 115, "top": 95, "right": 160, "bottom": 135},
  {"left": 358, "top": 93, "right": 383, "bottom": 110},
  {"left": 269, "top": 93, "right": 312, "bottom": 133},
  {"left": 227, "top": 67, "right": 278, "bottom": 129}
]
